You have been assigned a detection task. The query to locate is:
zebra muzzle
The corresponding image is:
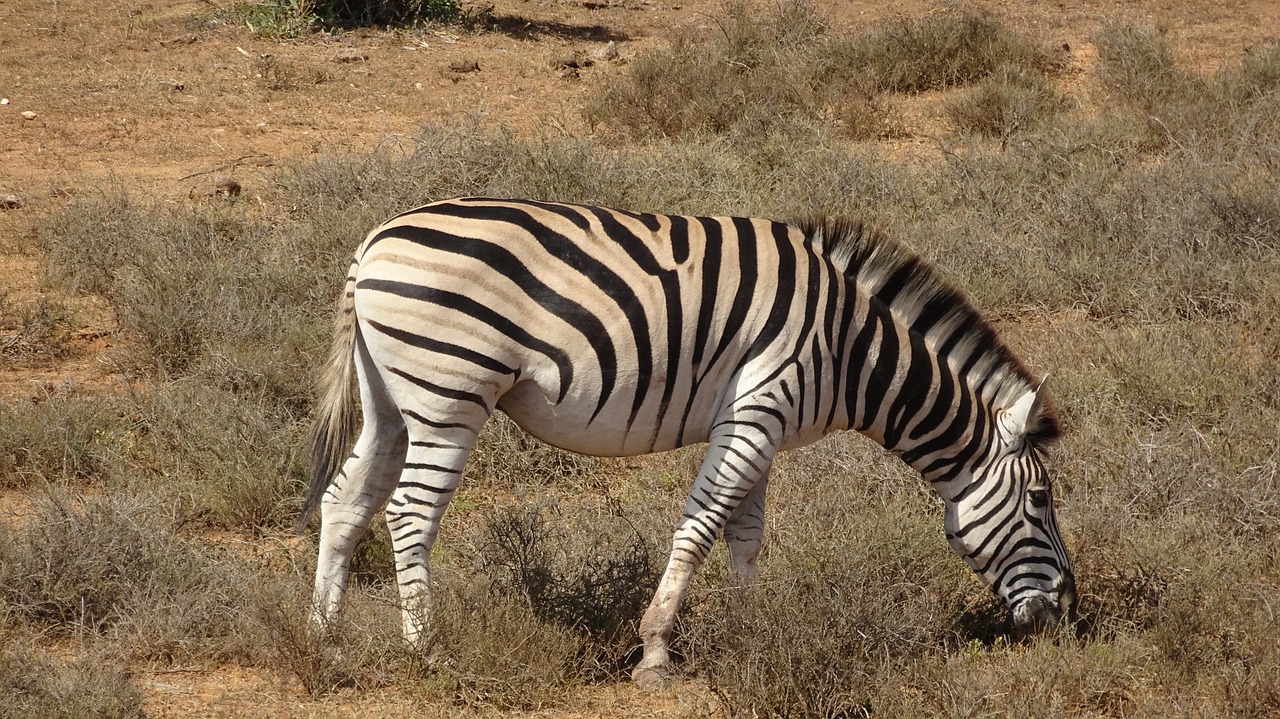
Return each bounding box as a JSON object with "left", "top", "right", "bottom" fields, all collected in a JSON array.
[{"left": 1012, "top": 568, "right": 1076, "bottom": 634}]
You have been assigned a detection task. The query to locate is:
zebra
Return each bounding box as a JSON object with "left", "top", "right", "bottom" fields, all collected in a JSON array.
[{"left": 298, "top": 197, "right": 1076, "bottom": 684}]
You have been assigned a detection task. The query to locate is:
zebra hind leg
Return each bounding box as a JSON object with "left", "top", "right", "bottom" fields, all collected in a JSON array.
[
  {"left": 384, "top": 404, "right": 488, "bottom": 648},
  {"left": 311, "top": 358, "right": 408, "bottom": 635},
  {"left": 723, "top": 475, "right": 769, "bottom": 585}
]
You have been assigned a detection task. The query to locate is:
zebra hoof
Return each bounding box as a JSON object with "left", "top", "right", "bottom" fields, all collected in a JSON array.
[{"left": 631, "top": 664, "right": 669, "bottom": 688}]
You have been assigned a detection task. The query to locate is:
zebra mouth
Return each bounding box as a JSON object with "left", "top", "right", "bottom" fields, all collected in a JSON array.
[
  {"left": 1011, "top": 570, "right": 1077, "bottom": 634},
  {"left": 1012, "top": 594, "right": 1061, "bottom": 634}
]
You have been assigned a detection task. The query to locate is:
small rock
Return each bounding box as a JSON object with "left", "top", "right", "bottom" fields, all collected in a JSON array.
[
  {"left": 191, "top": 176, "right": 242, "bottom": 200},
  {"left": 213, "top": 176, "right": 242, "bottom": 197},
  {"left": 159, "top": 33, "right": 197, "bottom": 47},
  {"left": 551, "top": 51, "right": 592, "bottom": 70},
  {"left": 334, "top": 49, "right": 369, "bottom": 64},
  {"left": 21, "top": 110, "right": 37, "bottom": 120},
  {"left": 161, "top": 79, "right": 185, "bottom": 92},
  {"left": 0, "top": 194, "right": 23, "bottom": 210},
  {"left": 448, "top": 59, "right": 480, "bottom": 73},
  {"left": 592, "top": 40, "right": 620, "bottom": 62}
]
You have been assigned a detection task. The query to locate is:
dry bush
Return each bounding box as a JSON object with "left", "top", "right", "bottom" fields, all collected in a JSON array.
[
  {"left": 0, "top": 294, "right": 75, "bottom": 368},
  {"left": 1095, "top": 26, "right": 1280, "bottom": 158},
  {"left": 944, "top": 64, "right": 1065, "bottom": 137},
  {"left": 424, "top": 583, "right": 585, "bottom": 710},
  {"left": 585, "top": 4, "right": 1057, "bottom": 140},
  {"left": 684, "top": 463, "right": 975, "bottom": 717},
  {"left": 1095, "top": 24, "right": 1207, "bottom": 119},
  {"left": 0, "top": 491, "right": 255, "bottom": 663},
  {"left": 832, "top": 7, "right": 1061, "bottom": 94},
  {"left": 0, "top": 395, "right": 131, "bottom": 488},
  {"left": 468, "top": 413, "right": 605, "bottom": 489},
  {"left": 252, "top": 581, "right": 417, "bottom": 696},
  {"left": 0, "top": 385, "right": 305, "bottom": 532},
  {"left": 0, "top": 643, "right": 144, "bottom": 719},
  {"left": 473, "top": 502, "right": 661, "bottom": 676},
  {"left": 583, "top": 1, "right": 885, "bottom": 139},
  {"left": 910, "top": 127, "right": 1280, "bottom": 321},
  {"left": 125, "top": 382, "right": 308, "bottom": 532},
  {"left": 37, "top": 191, "right": 332, "bottom": 410}
]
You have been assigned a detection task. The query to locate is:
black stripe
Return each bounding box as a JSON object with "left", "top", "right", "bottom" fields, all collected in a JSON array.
[
  {"left": 401, "top": 408, "right": 471, "bottom": 430},
  {"left": 883, "top": 331, "right": 936, "bottom": 449},
  {"left": 402, "top": 463, "right": 462, "bottom": 477},
  {"left": 691, "top": 217, "right": 723, "bottom": 370},
  {"left": 366, "top": 318, "right": 518, "bottom": 376},
  {"left": 669, "top": 214, "right": 691, "bottom": 265},
  {"left": 853, "top": 301, "right": 895, "bottom": 430},
  {"left": 360, "top": 277, "right": 575, "bottom": 404},
  {"left": 386, "top": 365, "right": 490, "bottom": 412},
  {"left": 585, "top": 206, "right": 681, "bottom": 432},
  {"left": 704, "top": 217, "right": 759, "bottom": 374}
]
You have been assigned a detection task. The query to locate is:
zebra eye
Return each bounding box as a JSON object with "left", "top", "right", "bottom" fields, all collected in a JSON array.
[{"left": 1028, "top": 488, "right": 1049, "bottom": 509}]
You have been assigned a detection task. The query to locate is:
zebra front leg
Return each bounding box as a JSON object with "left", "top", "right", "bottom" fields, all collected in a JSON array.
[
  {"left": 384, "top": 413, "right": 483, "bottom": 647},
  {"left": 632, "top": 416, "right": 779, "bottom": 685}
]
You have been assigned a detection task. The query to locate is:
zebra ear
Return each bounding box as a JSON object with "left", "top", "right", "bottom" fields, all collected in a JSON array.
[{"left": 999, "top": 377, "right": 1049, "bottom": 443}]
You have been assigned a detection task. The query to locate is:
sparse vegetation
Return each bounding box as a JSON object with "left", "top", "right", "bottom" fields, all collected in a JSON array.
[
  {"left": 5, "top": 3, "right": 1280, "bottom": 717},
  {"left": 943, "top": 64, "right": 1065, "bottom": 137},
  {"left": 585, "top": 3, "right": 1061, "bottom": 139},
  {"left": 0, "top": 294, "right": 75, "bottom": 368},
  {"left": 0, "top": 643, "right": 145, "bottom": 719},
  {"left": 228, "top": 0, "right": 460, "bottom": 37}
]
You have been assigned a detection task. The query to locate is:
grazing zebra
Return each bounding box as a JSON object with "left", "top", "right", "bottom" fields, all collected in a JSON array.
[{"left": 299, "top": 197, "right": 1076, "bottom": 684}]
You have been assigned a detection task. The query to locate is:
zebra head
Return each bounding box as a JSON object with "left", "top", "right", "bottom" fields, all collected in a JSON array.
[{"left": 942, "top": 380, "right": 1076, "bottom": 634}]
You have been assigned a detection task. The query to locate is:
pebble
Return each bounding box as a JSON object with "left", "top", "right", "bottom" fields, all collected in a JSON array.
[
  {"left": 334, "top": 49, "right": 368, "bottom": 63},
  {"left": 21, "top": 110, "right": 37, "bottom": 120},
  {"left": 0, "top": 194, "right": 23, "bottom": 210},
  {"left": 592, "top": 41, "right": 620, "bottom": 62}
]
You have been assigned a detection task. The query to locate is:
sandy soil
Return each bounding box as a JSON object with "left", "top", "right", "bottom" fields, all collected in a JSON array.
[{"left": 2, "top": 0, "right": 1277, "bottom": 715}]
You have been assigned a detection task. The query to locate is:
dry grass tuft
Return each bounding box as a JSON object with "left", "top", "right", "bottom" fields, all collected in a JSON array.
[{"left": 0, "top": 642, "right": 144, "bottom": 719}]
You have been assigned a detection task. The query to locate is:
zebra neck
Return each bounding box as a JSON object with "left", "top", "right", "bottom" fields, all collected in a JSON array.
[{"left": 837, "top": 295, "right": 1015, "bottom": 484}]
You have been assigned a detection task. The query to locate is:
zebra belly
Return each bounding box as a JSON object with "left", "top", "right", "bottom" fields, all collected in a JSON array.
[{"left": 495, "top": 378, "right": 714, "bottom": 457}]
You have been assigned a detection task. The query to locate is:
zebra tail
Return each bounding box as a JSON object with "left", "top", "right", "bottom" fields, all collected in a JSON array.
[{"left": 296, "top": 265, "right": 359, "bottom": 534}]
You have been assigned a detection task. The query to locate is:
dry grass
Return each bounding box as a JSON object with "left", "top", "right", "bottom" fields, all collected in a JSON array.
[
  {"left": 584, "top": 3, "right": 1059, "bottom": 140},
  {"left": 0, "top": 294, "right": 75, "bottom": 368},
  {"left": 0, "top": 642, "right": 144, "bottom": 719}
]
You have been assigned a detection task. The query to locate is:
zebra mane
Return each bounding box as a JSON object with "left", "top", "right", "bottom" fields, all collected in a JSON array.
[{"left": 797, "top": 215, "right": 1060, "bottom": 448}]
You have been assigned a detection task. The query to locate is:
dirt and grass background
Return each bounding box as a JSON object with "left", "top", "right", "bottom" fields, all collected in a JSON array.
[{"left": 2, "top": 0, "right": 1279, "bottom": 717}]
